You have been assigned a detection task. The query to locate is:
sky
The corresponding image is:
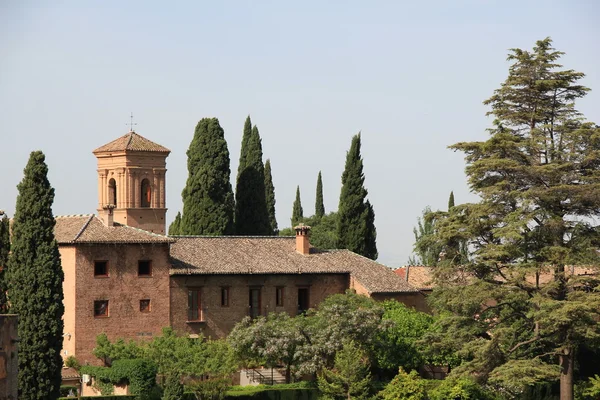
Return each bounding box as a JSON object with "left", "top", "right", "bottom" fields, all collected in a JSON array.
[{"left": 1, "top": 1, "right": 599, "bottom": 267}]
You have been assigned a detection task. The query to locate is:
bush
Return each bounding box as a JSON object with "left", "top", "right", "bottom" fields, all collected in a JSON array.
[
  {"left": 59, "top": 396, "right": 137, "bottom": 400},
  {"left": 379, "top": 368, "right": 428, "bottom": 400},
  {"left": 81, "top": 359, "right": 158, "bottom": 397},
  {"left": 428, "top": 377, "right": 498, "bottom": 400},
  {"left": 60, "top": 385, "right": 79, "bottom": 397}
]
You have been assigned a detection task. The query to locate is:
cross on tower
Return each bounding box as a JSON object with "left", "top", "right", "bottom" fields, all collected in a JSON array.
[{"left": 127, "top": 112, "right": 137, "bottom": 132}]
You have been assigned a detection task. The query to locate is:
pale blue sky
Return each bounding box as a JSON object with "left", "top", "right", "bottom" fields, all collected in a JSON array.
[{"left": 1, "top": 1, "right": 599, "bottom": 266}]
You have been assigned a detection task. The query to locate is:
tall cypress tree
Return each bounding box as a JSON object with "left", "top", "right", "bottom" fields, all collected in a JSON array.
[
  {"left": 337, "top": 133, "right": 372, "bottom": 257},
  {"left": 7, "top": 151, "right": 64, "bottom": 400},
  {"left": 237, "top": 116, "right": 253, "bottom": 180},
  {"left": 448, "top": 191, "right": 455, "bottom": 209},
  {"left": 235, "top": 124, "right": 271, "bottom": 235},
  {"left": 264, "top": 159, "right": 278, "bottom": 235},
  {"left": 0, "top": 213, "right": 10, "bottom": 313},
  {"left": 291, "top": 186, "right": 303, "bottom": 226},
  {"left": 168, "top": 211, "right": 182, "bottom": 235},
  {"left": 315, "top": 171, "right": 325, "bottom": 219},
  {"left": 364, "top": 200, "right": 378, "bottom": 260},
  {"left": 180, "top": 118, "right": 235, "bottom": 235}
]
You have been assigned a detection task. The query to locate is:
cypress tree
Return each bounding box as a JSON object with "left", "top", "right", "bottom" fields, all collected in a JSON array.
[
  {"left": 315, "top": 171, "right": 325, "bottom": 219},
  {"left": 237, "top": 116, "right": 253, "bottom": 179},
  {"left": 168, "top": 211, "right": 182, "bottom": 235},
  {"left": 291, "top": 186, "right": 303, "bottom": 226},
  {"left": 235, "top": 124, "right": 271, "bottom": 235},
  {"left": 0, "top": 214, "right": 9, "bottom": 312},
  {"left": 364, "top": 200, "right": 378, "bottom": 260},
  {"left": 264, "top": 159, "right": 278, "bottom": 235},
  {"left": 448, "top": 191, "right": 455, "bottom": 210},
  {"left": 180, "top": 118, "right": 235, "bottom": 235},
  {"left": 337, "top": 133, "right": 373, "bottom": 257},
  {"left": 7, "top": 151, "right": 64, "bottom": 400}
]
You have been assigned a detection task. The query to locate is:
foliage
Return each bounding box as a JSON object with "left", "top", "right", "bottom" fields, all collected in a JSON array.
[
  {"left": 162, "top": 374, "right": 184, "bottom": 400},
  {"left": 337, "top": 133, "right": 377, "bottom": 259},
  {"left": 374, "top": 300, "right": 433, "bottom": 372},
  {"left": 317, "top": 340, "right": 372, "bottom": 400},
  {"left": 291, "top": 186, "right": 303, "bottom": 227},
  {"left": 423, "top": 37, "right": 600, "bottom": 399},
  {"left": 186, "top": 377, "right": 231, "bottom": 400},
  {"left": 228, "top": 313, "right": 307, "bottom": 383},
  {"left": 168, "top": 211, "right": 182, "bottom": 235},
  {"left": 235, "top": 120, "right": 271, "bottom": 235},
  {"left": 64, "top": 355, "right": 81, "bottom": 371},
  {"left": 583, "top": 375, "right": 600, "bottom": 398},
  {"left": 180, "top": 118, "right": 235, "bottom": 235},
  {"left": 0, "top": 214, "right": 9, "bottom": 312},
  {"left": 364, "top": 200, "right": 378, "bottom": 260},
  {"left": 302, "top": 212, "right": 339, "bottom": 249},
  {"left": 448, "top": 191, "right": 455, "bottom": 209},
  {"left": 428, "top": 377, "right": 498, "bottom": 400},
  {"left": 59, "top": 385, "right": 78, "bottom": 397},
  {"left": 93, "top": 333, "right": 145, "bottom": 366},
  {"left": 58, "top": 397, "right": 136, "bottom": 400},
  {"left": 81, "top": 359, "right": 158, "bottom": 398},
  {"left": 378, "top": 368, "right": 428, "bottom": 400},
  {"left": 315, "top": 171, "right": 325, "bottom": 218},
  {"left": 7, "top": 151, "right": 64, "bottom": 400},
  {"left": 264, "top": 159, "right": 278, "bottom": 235},
  {"left": 408, "top": 206, "right": 441, "bottom": 266},
  {"left": 224, "top": 387, "right": 318, "bottom": 399}
]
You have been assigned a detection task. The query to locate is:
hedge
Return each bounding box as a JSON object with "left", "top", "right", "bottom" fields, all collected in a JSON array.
[
  {"left": 58, "top": 396, "right": 136, "bottom": 400},
  {"left": 181, "top": 388, "right": 318, "bottom": 400}
]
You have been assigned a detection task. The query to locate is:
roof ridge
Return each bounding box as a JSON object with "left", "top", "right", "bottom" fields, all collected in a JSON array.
[
  {"left": 127, "top": 132, "right": 134, "bottom": 147},
  {"left": 55, "top": 214, "right": 95, "bottom": 218},
  {"left": 117, "top": 223, "right": 174, "bottom": 241},
  {"left": 170, "top": 235, "right": 295, "bottom": 239},
  {"left": 73, "top": 214, "right": 95, "bottom": 241}
]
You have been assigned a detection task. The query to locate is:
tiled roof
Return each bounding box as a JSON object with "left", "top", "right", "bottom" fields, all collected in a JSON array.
[
  {"left": 61, "top": 367, "right": 80, "bottom": 380},
  {"left": 93, "top": 131, "right": 170, "bottom": 153},
  {"left": 54, "top": 215, "right": 173, "bottom": 244},
  {"left": 396, "top": 265, "right": 599, "bottom": 290},
  {"left": 170, "top": 236, "right": 417, "bottom": 294}
]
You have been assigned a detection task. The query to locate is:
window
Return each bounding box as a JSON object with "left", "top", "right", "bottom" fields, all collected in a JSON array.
[
  {"left": 140, "top": 299, "right": 151, "bottom": 313},
  {"left": 108, "top": 178, "right": 117, "bottom": 207},
  {"left": 94, "top": 261, "right": 108, "bottom": 277},
  {"left": 94, "top": 300, "right": 109, "bottom": 318},
  {"left": 138, "top": 260, "right": 152, "bottom": 276},
  {"left": 276, "top": 287, "right": 284, "bottom": 307},
  {"left": 221, "top": 287, "right": 230, "bottom": 307},
  {"left": 298, "top": 288, "right": 310, "bottom": 315},
  {"left": 141, "top": 178, "right": 151, "bottom": 208},
  {"left": 249, "top": 288, "right": 261, "bottom": 318},
  {"left": 188, "top": 289, "right": 202, "bottom": 321}
]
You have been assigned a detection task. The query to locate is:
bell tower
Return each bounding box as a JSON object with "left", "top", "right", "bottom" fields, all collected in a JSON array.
[{"left": 93, "top": 130, "right": 170, "bottom": 234}]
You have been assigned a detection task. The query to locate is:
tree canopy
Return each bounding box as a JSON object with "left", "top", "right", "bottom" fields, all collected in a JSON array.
[
  {"left": 423, "top": 38, "right": 600, "bottom": 400},
  {"left": 7, "top": 151, "right": 64, "bottom": 400},
  {"left": 291, "top": 186, "right": 303, "bottom": 227},
  {"left": 315, "top": 171, "right": 325, "bottom": 219},
  {"left": 264, "top": 159, "right": 278, "bottom": 235},
  {"left": 180, "top": 118, "right": 235, "bottom": 235}
]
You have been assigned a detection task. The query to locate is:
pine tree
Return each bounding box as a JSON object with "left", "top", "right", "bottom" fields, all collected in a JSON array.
[
  {"left": 425, "top": 38, "right": 600, "bottom": 399},
  {"left": 448, "top": 191, "right": 455, "bottom": 209},
  {"left": 364, "top": 200, "right": 378, "bottom": 260},
  {"left": 180, "top": 118, "right": 235, "bottom": 235},
  {"left": 7, "top": 151, "right": 64, "bottom": 400},
  {"left": 168, "top": 211, "right": 182, "bottom": 235},
  {"left": 291, "top": 186, "right": 303, "bottom": 226},
  {"left": 235, "top": 124, "right": 271, "bottom": 235},
  {"left": 264, "top": 159, "right": 278, "bottom": 235},
  {"left": 315, "top": 171, "right": 325, "bottom": 219},
  {"left": 0, "top": 214, "right": 10, "bottom": 312},
  {"left": 337, "top": 133, "right": 376, "bottom": 258}
]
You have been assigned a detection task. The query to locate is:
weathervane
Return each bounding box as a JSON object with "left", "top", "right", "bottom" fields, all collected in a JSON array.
[{"left": 127, "top": 112, "right": 137, "bottom": 132}]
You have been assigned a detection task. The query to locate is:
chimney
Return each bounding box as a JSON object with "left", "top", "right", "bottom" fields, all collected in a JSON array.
[
  {"left": 294, "top": 224, "right": 311, "bottom": 255},
  {"left": 102, "top": 204, "right": 115, "bottom": 227}
]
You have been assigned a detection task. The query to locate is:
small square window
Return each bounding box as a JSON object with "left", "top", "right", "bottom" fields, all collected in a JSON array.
[
  {"left": 276, "top": 287, "right": 284, "bottom": 307},
  {"left": 94, "top": 300, "right": 109, "bottom": 318},
  {"left": 94, "top": 261, "right": 108, "bottom": 277},
  {"left": 221, "top": 287, "right": 230, "bottom": 307},
  {"left": 138, "top": 260, "right": 152, "bottom": 276},
  {"left": 140, "top": 299, "right": 151, "bottom": 313}
]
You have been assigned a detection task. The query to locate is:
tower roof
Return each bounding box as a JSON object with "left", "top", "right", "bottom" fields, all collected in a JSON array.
[{"left": 93, "top": 131, "right": 170, "bottom": 154}]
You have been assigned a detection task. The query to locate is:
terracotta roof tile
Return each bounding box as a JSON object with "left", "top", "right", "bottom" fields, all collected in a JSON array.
[
  {"left": 170, "top": 236, "right": 417, "bottom": 294},
  {"left": 93, "top": 132, "right": 170, "bottom": 153},
  {"left": 395, "top": 266, "right": 434, "bottom": 290},
  {"left": 55, "top": 215, "right": 173, "bottom": 244},
  {"left": 61, "top": 367, "right": 80, "bottom": 380}
]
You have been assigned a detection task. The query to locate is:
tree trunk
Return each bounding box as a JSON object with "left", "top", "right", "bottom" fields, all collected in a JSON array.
[
  {"left": 559, "top": 347, "right": 574, "bottom": 400},
  {"left": 286, "top": 364, "right": 291, "bottom": 384}
]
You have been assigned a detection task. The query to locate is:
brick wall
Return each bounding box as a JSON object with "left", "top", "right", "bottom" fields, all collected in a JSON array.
[
  {"left": 170, "top": 273, "right": 349, "bottom": 338},
  {"left": 71, "top": 243, "right": 171, "bottom": 365},
  {"left": 60, "top": 245, "right": 77, "bottom": 360}
]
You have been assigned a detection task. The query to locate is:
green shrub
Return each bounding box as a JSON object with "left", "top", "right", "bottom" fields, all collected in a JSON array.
[
  {"left": 428, "top": 377, "right": 497, "bottom": 400},
  {"left": 60, "top": 385, "right": 79, "bottom": 397},
  {"left": 379, "top": 368, "right": 428, "bottom": 400},
  {"left": 59, "top": 396, "right": 137, "bottom": 400},
  {"left": 80, "top": 359, "right": 158, "bottom": 397}
]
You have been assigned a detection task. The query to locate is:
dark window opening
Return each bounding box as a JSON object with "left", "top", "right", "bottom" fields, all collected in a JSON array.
[
  {"left": 249, "top": 288, "right": 261, "bottom": 318},
  {"left": 94, "top": 300, "right": 109, "bottom": 317},
  {"left": 94, "top": 261, "right": 108, "bottom": 277},
  {"left": 140, "top": 299, "right": 151, "bottom": 313},
  {"left": 298, "top": 288, "right": 309, "bottom": 315},
  {"left": 221, "top": 287, "right": 230, "bottom": 307},
  {"left": 108, "top": 178, "right": 117, "bottom": 207},
  {"left": 188, "top": 289, "right": 202, "bottom": 321},
  {"left": 141, "top": 178, "right": 151, "bottom": 208},
  {"left": 276, "top": 287, "right": 284, "bottom": 307},
  {"left": 138, "top": 260, "right": 152, "bottom": 276}
]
